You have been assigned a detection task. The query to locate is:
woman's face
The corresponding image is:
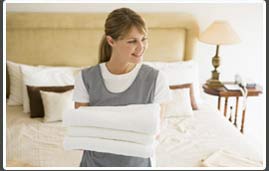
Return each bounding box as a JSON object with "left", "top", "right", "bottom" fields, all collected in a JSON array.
[{"left": 107, "top": 26, "right": 148, "bottom": 64}]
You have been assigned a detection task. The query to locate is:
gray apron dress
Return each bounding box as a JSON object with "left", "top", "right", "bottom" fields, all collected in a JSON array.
[{"left": 79, "top": 64, "right": 158, "bottom": 167}]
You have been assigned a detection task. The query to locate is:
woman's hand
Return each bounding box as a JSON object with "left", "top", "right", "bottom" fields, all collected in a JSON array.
[{"left": 74, "top": 102, "right": 90, "bottom": 109}]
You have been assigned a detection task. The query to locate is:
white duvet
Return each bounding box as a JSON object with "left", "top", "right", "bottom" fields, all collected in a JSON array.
[
  {"left": 6, "top": 105, "right": 82, "bottom": 167},
  {"left": 6, "top": 104, "right": 263, "bottom": 167},
  {"left": 156, "top": 105, "right": 263, "bottom": 167}
]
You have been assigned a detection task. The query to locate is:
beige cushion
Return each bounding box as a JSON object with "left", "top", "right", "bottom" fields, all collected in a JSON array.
[
  {"left": 21, "top": 65, "right": 79, "bottom": 113},
  {"left": 27, "top": 85, "right": 74, "bottom": 118},
  {"left": 40, "top": 90, "right": 74, "bottom": 122},
  {"left": 169, "top": 83, "right": 198, "bottom": 110},
  {"left": 165, "top": 88, "right": 194, "bottom": 118}
]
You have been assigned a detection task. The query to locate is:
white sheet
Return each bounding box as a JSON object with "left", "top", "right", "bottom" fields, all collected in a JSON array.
[
  {"left": 66, "top": 126, "right": 154, "bottom": 145},
  {"left": 63, "top": 104, "right": 160, "bottom": 134},
  {"left": 64, "top": 136, "right": 157, "bottom": 158},
  {"left": 6, "top": 104, "right": 263, "bottom": 167}
]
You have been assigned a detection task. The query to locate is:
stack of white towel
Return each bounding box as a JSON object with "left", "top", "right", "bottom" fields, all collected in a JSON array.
[{"left": 63, "top": 103, "right": 161, "bottom": 158}]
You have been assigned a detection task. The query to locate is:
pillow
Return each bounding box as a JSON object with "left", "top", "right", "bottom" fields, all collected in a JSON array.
[
  {"left": 6, "top": 61, "right": 39, "bottom": 105},
  {"left": 143, "top": 60, "right": 202, "bottom": 106},
  {"left": 40, "top": 89, "right": 74, "bottom": 122},
  {"left": 38, "top": 65, "right": 83, "bottom": 77},
  {"left": 169, "top": 83, "right": 198, "bottom": 110},
  {"left": 165, "top": 88, "right": 193, "bottom": 118},
  {"left": 6, "top": 60, "right": 81, "bottom": 107},
  {"left": 27, "top": 85, "right": 74, "bottom": 118},
  {"left": 6, "top": 60, "right": 23, "bottom": 105},
  {"left": 21, "top": 65, "right": 79, "bottom": 113}
]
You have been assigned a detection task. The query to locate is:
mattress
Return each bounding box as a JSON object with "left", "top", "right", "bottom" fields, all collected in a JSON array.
[{"left": 6, "top": 104, "right": 263, "bottom": 167}]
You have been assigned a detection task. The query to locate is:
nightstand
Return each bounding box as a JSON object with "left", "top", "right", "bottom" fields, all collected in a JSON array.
[{"left": 202, "top": 82, "right": 262, "bottom": 133}]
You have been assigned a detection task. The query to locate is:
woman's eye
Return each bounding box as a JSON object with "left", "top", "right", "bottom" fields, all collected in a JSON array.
[
  {"left": 142, "top": 38, "right": 148, "bottom": 41},
  {"left": 128, "top": 40, "right": 136, "bottom": 44},
  {"left": 128, "top": 38, "right": 147, "bottom": 44}
]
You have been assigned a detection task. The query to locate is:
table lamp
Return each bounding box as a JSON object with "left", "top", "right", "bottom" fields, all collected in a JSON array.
[{"left": 199, "top": 20, "right": 240, "bottom": 88}]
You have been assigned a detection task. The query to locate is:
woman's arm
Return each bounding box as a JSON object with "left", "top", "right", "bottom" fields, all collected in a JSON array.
[
  {"left": 74, "top": 102, "right": 90, "bottom": 109},
  {"left": 73, "top": 71, "right": 90, "bottom": 109}
]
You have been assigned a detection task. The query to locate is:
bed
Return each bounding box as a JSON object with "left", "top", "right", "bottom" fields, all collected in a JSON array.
[{"left": 5, "top": 12, "right": 263, "bottom": 168}]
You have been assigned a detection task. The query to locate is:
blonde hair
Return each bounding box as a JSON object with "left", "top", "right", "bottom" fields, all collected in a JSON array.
[{"left": 98, "top": 8, "right": 147, "bottom": 63}]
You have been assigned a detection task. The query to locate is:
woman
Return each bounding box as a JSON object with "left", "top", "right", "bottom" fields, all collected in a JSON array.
[{"left": 73, "top": 7, "right": 171, "bottom": 167}]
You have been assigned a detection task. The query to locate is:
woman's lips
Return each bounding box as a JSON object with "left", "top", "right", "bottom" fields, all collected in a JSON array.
[{"left": 132, "top": 53, "right": 143, "bottom": 58}]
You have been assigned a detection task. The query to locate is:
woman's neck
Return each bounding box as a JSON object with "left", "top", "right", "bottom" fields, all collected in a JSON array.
[{"left": 105, "top": 59, "right": 136, "bottom": 75}]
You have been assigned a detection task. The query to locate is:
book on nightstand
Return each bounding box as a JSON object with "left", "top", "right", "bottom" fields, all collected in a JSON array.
[
  {"left": 223, "top": 84, "right": 242, "bottom": 91},
  {"left": 246, "top": 83, "right": 256, "bottom": 88},
  {"left": 224, "top": 83, "right": 257, "bottom": 91}
]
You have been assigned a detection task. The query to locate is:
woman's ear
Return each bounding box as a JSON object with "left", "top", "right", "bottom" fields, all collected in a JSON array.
[{"left": 106, "top": 36, "right": 115, "bottom": 47}]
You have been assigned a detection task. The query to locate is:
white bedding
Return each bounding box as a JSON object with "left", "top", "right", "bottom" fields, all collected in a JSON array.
[
  {"left": 6, "top": 105, "right": 82, "bottom": 167},
  {"left": 156, "top": 105, "right": 262, "bottom": 167},
  {"left": 6, "top": 104, "right": 263, "bottom": 167}
]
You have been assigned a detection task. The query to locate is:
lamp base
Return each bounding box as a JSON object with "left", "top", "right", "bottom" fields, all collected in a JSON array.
[{"left": 206, "top": 79, "right": 224, "bottom": 88}]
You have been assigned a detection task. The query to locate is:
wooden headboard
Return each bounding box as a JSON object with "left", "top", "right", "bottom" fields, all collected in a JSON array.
[{"left": 6, "top": 12, "right": 199, "bottom": 95}]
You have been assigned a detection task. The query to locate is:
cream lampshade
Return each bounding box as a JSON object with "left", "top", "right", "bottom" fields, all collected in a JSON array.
[{"left": 199, "top": 20, "right": 240, "bottom": 88}]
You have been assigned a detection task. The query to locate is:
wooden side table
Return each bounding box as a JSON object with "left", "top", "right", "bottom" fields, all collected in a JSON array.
[{"left": 202, "top": 82, "right": 262, "bottom": 133}]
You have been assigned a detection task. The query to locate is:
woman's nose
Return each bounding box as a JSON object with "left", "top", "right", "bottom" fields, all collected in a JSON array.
[{"left": 136, "top": 41, "right": 144, "bottom": 52}]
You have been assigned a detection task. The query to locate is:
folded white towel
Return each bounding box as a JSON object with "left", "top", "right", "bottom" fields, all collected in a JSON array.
[
  {"left": 63, "top": 104, "right": 160, "bottom": 134},
  {"left": 63, "top": 136, "right": 156, "bottom": 158},
  {"left": 201, "top": 149, "right": 263, "bottom": 167},
  {"left": 66, "top": 126, "right": 155, "bottom": 145}
]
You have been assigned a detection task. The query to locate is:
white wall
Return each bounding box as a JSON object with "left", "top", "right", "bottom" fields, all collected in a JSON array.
[{"left": 6, "top": 2, "right": 266, "bottom": 147}]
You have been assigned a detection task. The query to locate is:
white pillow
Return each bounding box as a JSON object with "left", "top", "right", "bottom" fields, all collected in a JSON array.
[
  {"left": 21, "top": 66, "right": 79, "bottom": 113},
  {"left": 143, "top": 60, "right": 202, "bottom": 105},
  {"left": 164, "top": 88, "right": 193, "bottom": 118},
  {"left": 40, "top": 90, "right": 74, "bottom": 122},
  {"left": 38, "top": 65, "right": 83, "bottom": 77},
  {"left": 6, "top": 60, "right": 23, "bottom": 105},
  {"left": 6, "top": 60, "right": 39, "bottom": 105}
]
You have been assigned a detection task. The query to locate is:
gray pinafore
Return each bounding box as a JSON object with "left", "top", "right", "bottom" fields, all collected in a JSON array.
[{"left": 79, "top": 64, "right": 159, "bottom": 167}]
